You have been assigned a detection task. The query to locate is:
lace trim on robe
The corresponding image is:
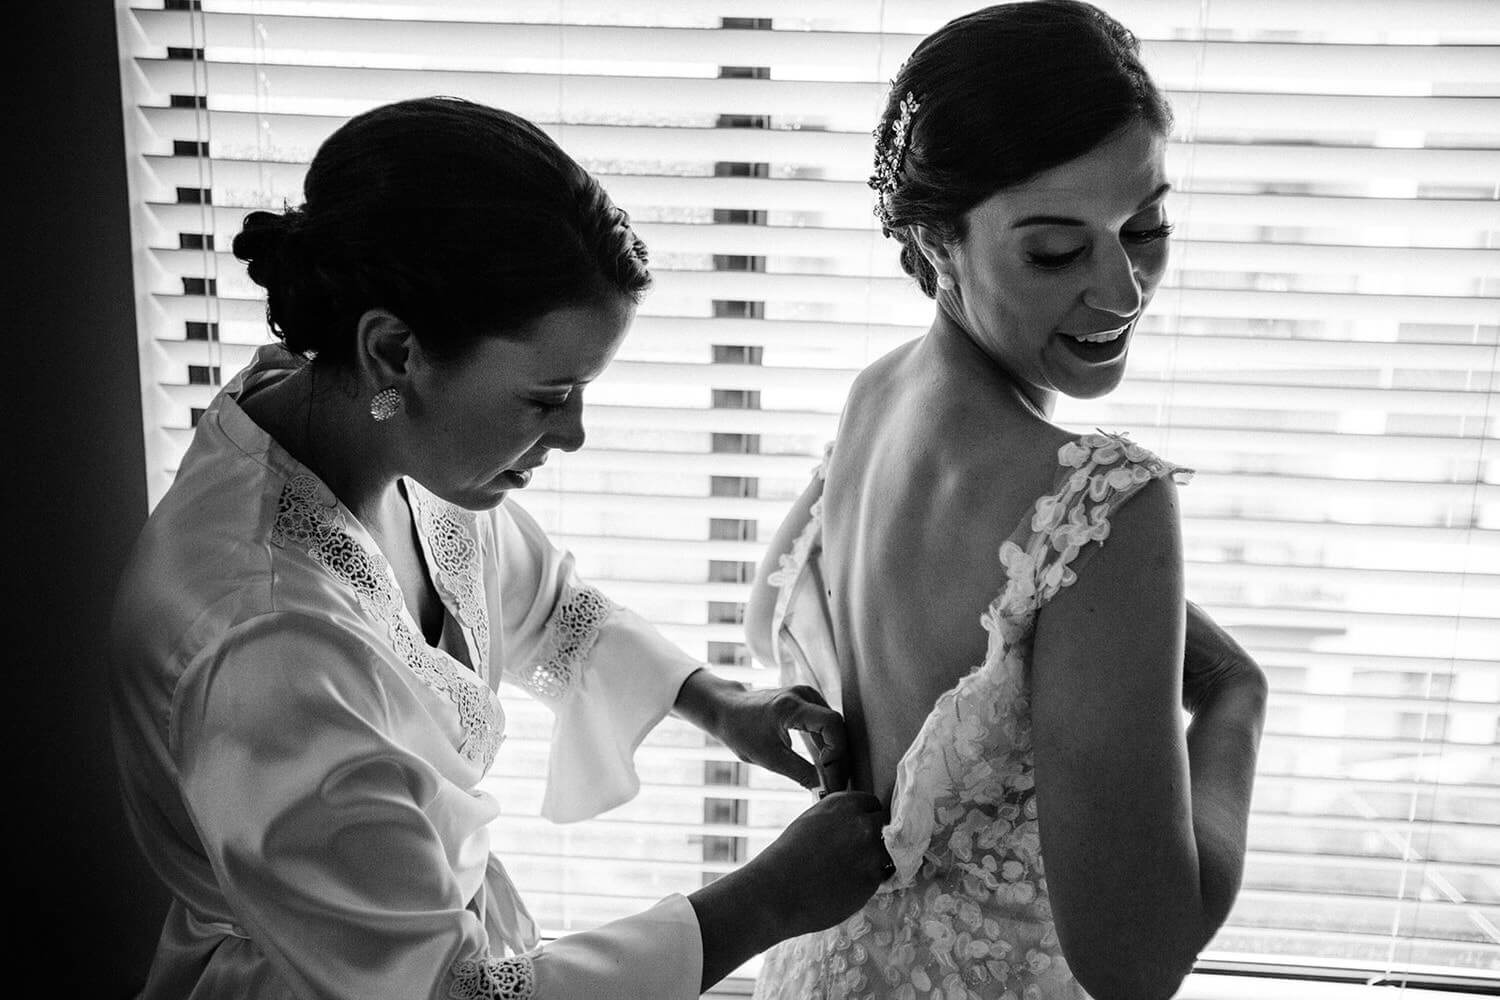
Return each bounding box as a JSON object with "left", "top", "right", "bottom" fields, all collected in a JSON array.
[
  {"left": 521, "top": 582, "right": 614, "bottom": 700},
  {"left": 406, "top": 481, "right": 492, "bottom": 676},
  {"left": 447, "top": 955, "right": 537, "bottom": 1000},
  {"left": 270, "top": 474, "right": 505, "bottom": 770}
]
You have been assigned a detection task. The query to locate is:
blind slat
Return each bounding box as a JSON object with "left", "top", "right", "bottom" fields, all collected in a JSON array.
[
  {"left": 133, "top": 0, "right": 1500, "bottom": 35},
  {"left": 135, "top": 58, "right": 1500, "bottom": 135},
  {"left": 132, "top": 10, "right": 1500, "bottom": 90},
  {"left": 142, "top": 107, "right": 1500, "bottom": 190}
]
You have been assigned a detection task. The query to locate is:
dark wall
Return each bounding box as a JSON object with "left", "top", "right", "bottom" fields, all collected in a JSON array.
[{"left": 8, "top": 3, "right": 170, "bottom": 993}]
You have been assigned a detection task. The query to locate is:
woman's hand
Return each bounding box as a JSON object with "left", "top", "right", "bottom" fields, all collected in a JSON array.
[
  {"left": 673, "top": 669, "right": 849, "bottom": 794},
  {"left": 751, "top": 790, "right": 892, "bottom": 933},
  {"left": 690, "top": 790, "right": 891, "bottom": 987},
  {"left": 1183, "top": 600, "right": 1266, "bottom": 715}
]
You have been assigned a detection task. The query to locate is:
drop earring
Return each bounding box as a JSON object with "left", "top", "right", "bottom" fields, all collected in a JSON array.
[{"left": 369, "top": 387, "right": 403, "bottom": 422}]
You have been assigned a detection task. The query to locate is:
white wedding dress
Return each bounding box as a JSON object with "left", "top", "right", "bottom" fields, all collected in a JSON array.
[{"left": 753, "top": 431, "right": 1190, "bottom": 1000}]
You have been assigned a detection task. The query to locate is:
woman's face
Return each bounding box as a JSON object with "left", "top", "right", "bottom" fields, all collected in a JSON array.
[
  {"left": 402, "top": 292, "right": 634, "bottom": 511},
  {"left": 939, "top": 119, "right": 1171, "bottom": 407}
]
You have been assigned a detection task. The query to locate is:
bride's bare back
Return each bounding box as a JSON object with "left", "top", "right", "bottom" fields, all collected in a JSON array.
[{"left": 821, "top": 332, "right": 1073, "bottom": 803}]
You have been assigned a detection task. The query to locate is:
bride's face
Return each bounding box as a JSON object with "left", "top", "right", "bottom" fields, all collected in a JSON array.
[{"left": 939, "top": 119, "right": 1171, "bottom": 407}]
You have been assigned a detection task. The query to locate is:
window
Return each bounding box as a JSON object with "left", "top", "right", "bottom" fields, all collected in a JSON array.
[
  {"left": 708, "top": 560, "right": 756, "bottom": 584},
  {"left": 713, "top": 254, "right": 767, "bottom": 272},
  {"left": 709, "top": 518, "right": 758, "bottom": 542},
  {"left": 114, "top": 2, "right": 1499, "bottom": 992},
  {"left": 711, "top": 300, "right": 765, "bottom": 319},
  {"left": 717, "top": 114, "right": 770, "bottom": 129},
  {"left": 704, "top": 761, "right": 749, "bottom": 787},
  {"left": 707, "top": 602, "right": 747, "bottom": 626},
  {"left": 711, "top": 433, "right": 761, "bottom": 454},
  {"left": 698, "top": 834, "right": 747, "bottom": 864},
  {"left": 713, "top": 208, "right": 768, "bottom": 226},
  {"left": 712, "top": 345, "right": 765, "bottom": 366},
  {"left": 713, "top": 161, "right": 770, "bottom": 178},
  {"left": 709, "top": 477, "right": 759, "bottom": 499},
  {"left": 707, "top": 641, "right": 752, "bottom": 667},
  {"left": 711, "top": 389, "right": 761, "bottom": 410},
  {"left": 704, "top": 797, "right": 749, "bottom": 826}
]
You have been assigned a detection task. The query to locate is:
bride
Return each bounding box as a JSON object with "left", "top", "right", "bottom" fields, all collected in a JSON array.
[{"left": 747, "top": 4, "right": 1268, "bottom": 998}]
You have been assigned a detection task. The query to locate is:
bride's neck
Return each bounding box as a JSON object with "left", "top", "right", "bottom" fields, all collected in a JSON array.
[{"left": 920, "top": 311, "right": 1056, "bottom": 422}]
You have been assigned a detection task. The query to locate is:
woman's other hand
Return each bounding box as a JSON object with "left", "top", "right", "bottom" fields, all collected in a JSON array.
[
  {"left": 1183, "top": 600, "right": 1266, "bottom": 715},
  {"left": 753, "top": 791, "right": 892, "bottom": 932},
  {"left": 690, "top": 790, "right": 891, "bottom": 988},
  {"left": 674, "top": 669, "right": 850, "bottom": 794}
]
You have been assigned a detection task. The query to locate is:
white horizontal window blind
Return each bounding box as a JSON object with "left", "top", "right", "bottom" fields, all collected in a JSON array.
[{"left": 116, "top": 0, "right": 1498, "bottom": 987}]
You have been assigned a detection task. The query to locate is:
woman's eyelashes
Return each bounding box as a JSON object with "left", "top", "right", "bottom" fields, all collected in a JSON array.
[
  {"left": 528, "top": 392, "right": 573, "bottom": 412},
  {"left": 1026, "top": 246, "right": 1086, "bottom": 270},
  {"left": 1125, "top": 221, "right": 1175, "bottom": 245},
  {"left": 1024, "top": 221, "right": 1174, "bottom": 271}
]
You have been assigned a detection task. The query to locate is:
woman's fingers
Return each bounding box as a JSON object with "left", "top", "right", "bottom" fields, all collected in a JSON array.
[
  {"left": 820, "top": 791, "right": 893, "bottom": 878},
  {"left": 778, "top": 686, "right": 851, "bottom": 794}
]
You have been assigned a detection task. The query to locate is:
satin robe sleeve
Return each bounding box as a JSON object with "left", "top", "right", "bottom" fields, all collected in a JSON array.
[
  {"left": 175, "top": 611, "right": 704, "bottom": 1000},
  {"left": 488, "top": 498, "right": 706, "bottom": 824}
]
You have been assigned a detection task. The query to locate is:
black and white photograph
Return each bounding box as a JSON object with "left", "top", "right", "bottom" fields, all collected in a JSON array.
[{"left": 14, "top": 2, "right": 1498, "bottom": 997}]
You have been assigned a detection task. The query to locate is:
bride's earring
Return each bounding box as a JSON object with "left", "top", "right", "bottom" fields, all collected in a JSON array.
[{"left": 936, "top": 272, "right": 956, "bottom": 292}]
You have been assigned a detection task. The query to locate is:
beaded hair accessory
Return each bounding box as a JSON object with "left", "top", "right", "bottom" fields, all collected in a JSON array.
[{"left": 869, "top": 91, "right": 920, "bottom": 234}]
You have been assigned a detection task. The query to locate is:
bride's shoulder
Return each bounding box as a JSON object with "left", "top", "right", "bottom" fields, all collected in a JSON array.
[{"left": 846, "top": 338, "right": 921, "bottom": 401}]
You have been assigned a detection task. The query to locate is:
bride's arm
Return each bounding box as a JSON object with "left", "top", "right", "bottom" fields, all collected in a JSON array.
[
  {"left": 745, "top": 469, "right": 825, "bottom": 668},
  {"left": 1030, "top": 476, "right": 1266, "bottom": 1000},
  {"left": 1181, "top": 601, "right": 1267, "bottom": 932}
]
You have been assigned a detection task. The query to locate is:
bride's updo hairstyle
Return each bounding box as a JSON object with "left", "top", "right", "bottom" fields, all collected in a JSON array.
[
  {"left": 871, "top": 0, "right": 1172, "bottom": 298},
  {"left": 232, "top": 96, "right": 650, "bottom": 364}
]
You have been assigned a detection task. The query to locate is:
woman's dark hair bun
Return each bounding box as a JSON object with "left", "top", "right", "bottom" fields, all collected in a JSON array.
[
  {"left": 232, "top": 206, "right": 334, "bottom": 356},
  {"left": 232, "top": 209, "right": 300, "bottom": 292},
  {"left": 231, "top": 96, "right": 651, "bottom": 364}
]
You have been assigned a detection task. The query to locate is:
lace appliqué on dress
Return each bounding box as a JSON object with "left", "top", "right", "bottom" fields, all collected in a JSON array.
[
  {"left": 754, "top": 431, "right": 1190, "bottom": 1000},
  {"left": 407, "top": 482, "right": 492, "bottom": 675},
  {"left": 271, "top": 474, "right": 504, "bottom": 770},
  {"left": 522, "top": 583, "right": 614, "bottom": 699},
  {"left": 447, "top": 955, "right": 536, "bottom": 1000}
]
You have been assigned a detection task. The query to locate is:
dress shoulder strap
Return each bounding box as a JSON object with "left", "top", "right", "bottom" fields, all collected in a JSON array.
[{"left": 989, "top": 431, "right": 1192, "bottom": 628}]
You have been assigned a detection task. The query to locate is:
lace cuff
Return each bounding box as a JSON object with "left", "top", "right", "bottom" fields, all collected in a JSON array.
[
  {"left": 520, "top": 583, "right": 613, "bottom": 700},
  {"left": 447, "top": 955, "right": 536, "bottom": 1000}
]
